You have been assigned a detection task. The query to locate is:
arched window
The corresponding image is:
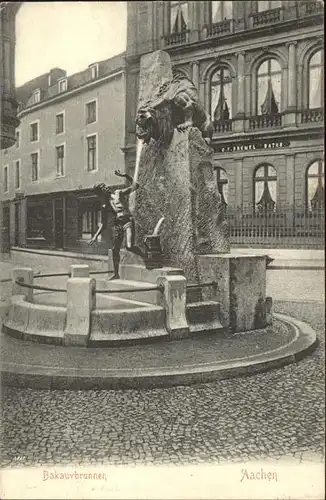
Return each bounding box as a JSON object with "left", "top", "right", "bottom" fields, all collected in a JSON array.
[
  {"left": 210, "top": 1, "right": 233, "bottom": 23},
  {"left": 257, "top": 59, "right": 281, "bottom": 115},
  {"left": 211, "top": 67, "right": 232, "bottom": 121},
  {"left": 308, "top": 50, "right": 324, "bottom": 109},
  {"left": 306, "top": 160, "right": 324, "bottom": 210},
  {"left": 216, "top": 168, "right": 228, "bottom": 205},
  {"left": 254, "top": 165, "right": 277, "bottom": 211},
  {"left": 258, "top": 0, "right": 282, "bottom": 12},
  {"left": 170, "top": 1, "right": 188, "bottom": 34}
]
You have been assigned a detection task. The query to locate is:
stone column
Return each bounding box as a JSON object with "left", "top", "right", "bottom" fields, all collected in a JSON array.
[
  {"left": 12, "top": 267, "right": 34, "bottom": 303},
  {"left": 287, "top": 42, "right": 297, "bottom": 108},
  {"left": 192, "top": 61, "right": 200, "bottom": 89},
  {"left": 69, "top": 264, "right": 90, "bottom": 278},
  {"left": 64, "top": 277, "right": 96, "bottom": 347},
  {"left": 234, "top": 51, "right": 245, "bottom": 132},
  {"left": 157, "top": 275, "right": 189, "bottom": 339},
  {"left": 283, "top": 41, "right": 297, "bottom": 126}
]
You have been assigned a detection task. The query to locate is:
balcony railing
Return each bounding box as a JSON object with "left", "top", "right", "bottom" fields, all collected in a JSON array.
[
  {"left": 249, "top": 114, "right": 282, "bottom": 130},
  {"left": 301, "top": 108, "right": 324, "bottom": 124},
  {"left": 305, "top": 1, "right": 324, "bottom": 15},
  {"left": 206, "top": 19, "right": 232, "bottom": 37},
  {"left": 251, "top": 7, "right": 282, "bottom": 26},
  {"left": 164, "top": 30, "right": 189, "bottom": 46},
  {"left": 227, "top": 204, "right": 324, "bottom": 248},
  {"left": 213, "top": 120, "right": 233, "bottom": 133}
]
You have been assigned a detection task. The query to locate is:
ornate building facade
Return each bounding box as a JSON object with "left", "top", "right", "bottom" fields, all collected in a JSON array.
[{"left": 124, "top": 1, "right": 324, "bottom": 245}]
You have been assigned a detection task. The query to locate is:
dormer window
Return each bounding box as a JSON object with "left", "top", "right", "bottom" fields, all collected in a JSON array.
[
  {"left": 58, "top": 78, "right": 67, "bottom": 93},
  {"left": 33, "top": 89, "right": 41, "bottom": 104},
  {"left": 90, "top": 64, "right": 99, "bottom": 79}
]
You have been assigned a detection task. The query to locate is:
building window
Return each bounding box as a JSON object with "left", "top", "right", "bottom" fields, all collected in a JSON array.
[
  {"left": 216, "top": 168, "right": 228, "bottom": 205},
  {"left": 170, "top": 1, "right": 188, "bottom": 33},
  {"left": 30, "top": 122, "right": 39, "bottom": 142},
  {"left": 15, "top": 130, "right": 20, "bottom": 148},
  {"left": 87, "top": 135, "right": 97, "bottom": 171},
  {"left": 58, "top": 79, "right": 67, "bottom": 93},
  {"left": 254, "top": 165, "right": 277, "bottom": 211},
  {"left": 306, "top": 160, "right": 324, "bottom": 210},
  {"left": 210, "top": 1, "right": 233, "bottom": 23},
  {"left": 308, "top": 49, "right": 324, "bottom": 109},
  {"left": 90, "top": 64, "right": 99, "bottom": 79},
  {"left": 211, "top": 67, "right": 232, "bottom": 121},
  {"left": 33, "top": 89, "right": 41, "bottom": 104},
  {"left": 31, "top": 152, "right": 39, "bottom": 182},
  {"left": 56, "top": 145, "right": 65, "bottom": 177},
  {"left": 3, "top": 165, "right": 9, "bottom": 193},
  {"left": 15, "top": 160, "right": 21, "bottom": 190},
  {"left": 257, "top": 0, "right": 282, "bottom": 11},
  {"left": 86, "top": 101, "right": 97, "bottom": 124},
  {"left": 56, "top": 113, "right": 64, "bottom": 134},
  {"left": 257, "top": 59, "right": 281, "bottom": 115},
  {"left": 80, "top": 209, "right": 102, "bottom": 241}
]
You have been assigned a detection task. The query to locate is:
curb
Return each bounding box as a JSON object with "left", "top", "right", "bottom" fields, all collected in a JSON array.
[{"left": 0, "top": 313, "right": 318, "bottom": 391}]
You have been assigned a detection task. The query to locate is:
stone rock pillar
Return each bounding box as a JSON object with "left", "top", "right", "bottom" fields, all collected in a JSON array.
[
  {"left": 131, "top": 127, "right": 229, "bottom": 284},
  {"left": 125, "top": 50, "right": 229, "bottom": 285}
]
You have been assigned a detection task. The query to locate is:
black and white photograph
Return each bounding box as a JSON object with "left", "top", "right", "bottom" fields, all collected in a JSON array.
[{"left": 0, "top": 1, "right": 324, "bottom": 499}]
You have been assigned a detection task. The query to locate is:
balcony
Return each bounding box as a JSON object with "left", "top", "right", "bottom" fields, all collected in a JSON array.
[
  {"left": 213, "top": 120, "right": 233, "bottom": 133},
  {"left": 251, "top": 7, "right": 282, "bottom": 27},
  {"left": 305, "top": 1, "right": 324, "bottom": 15},
  {"left": 164, "top": 30, "right": 189, "bottom": 46},
  {"left": 301, "top": 108, "right": 324, "bottom": 124},
  {"left": 249, "top": 114, "right": 282, "bottom": 130},
  {"left": 206, "top": 19, "right": 232, "bottom": 38}
]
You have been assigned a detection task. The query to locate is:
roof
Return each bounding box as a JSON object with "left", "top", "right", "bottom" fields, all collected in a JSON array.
[{"left": 17, "top": 53, "right": 126, "bottom": 109}]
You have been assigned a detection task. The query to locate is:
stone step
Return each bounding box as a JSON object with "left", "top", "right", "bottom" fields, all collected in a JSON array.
[{"left": 186, "top": 301, "right": 223, "bottom": 333}]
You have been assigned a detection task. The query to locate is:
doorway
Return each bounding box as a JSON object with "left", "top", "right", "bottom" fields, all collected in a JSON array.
[
  {"left": 14, "top": 203, "right": 21, "bottom": 246},
  {"left": 54, "top": 198, "right": 64, "bottom": 249},
  {"left": 2, "top": 205, "right": 10, "bottom": 252}
]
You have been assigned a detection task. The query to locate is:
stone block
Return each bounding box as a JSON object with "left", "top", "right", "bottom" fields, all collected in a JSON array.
[
  {"left": 157, "top": 275, "right": 189, "bottom": 339},
  {"left": 197, "top": 254, "right": 267, "bottom": 332},
  {"left": 266, "top": 296, "right": 273, "bottom": 325},
  {"left": 138, "top": 50, "right": 173, "bottom": 107},
  {"left": 64, "top": 277, "right": 96, "bottom": 347},
  {"left": 69, "top": 265, "right": 89, "bottom": 278},
  {"left": 12, "top": 267, "right": 34, "bottom": 303}
]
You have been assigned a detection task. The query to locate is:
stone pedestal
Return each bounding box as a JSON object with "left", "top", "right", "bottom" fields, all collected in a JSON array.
[
  {"left": 64, "top": 277, "right": 96, "bottom": 346},
  {"left": 125, "top": 127, "right": 229, "bottom": 284},
  {"left": 197, "top": 254, "right": 267, "bottom": 332}
]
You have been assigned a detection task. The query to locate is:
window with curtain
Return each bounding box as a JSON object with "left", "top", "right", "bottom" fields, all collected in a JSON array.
[
  {"left": 254, "top": 165, "right": 277, "bottom": 211},
  {"left": 216, "top": 168, "right": 228, "bottom": 205},
  {"left": 211, "top": 1, "right": 233, "bottom": 23},
  {"left": 257, "top": 0, "right": 282, "bottom": 12},
  {"left": 306, "top": 160, "right": 324, "bottom": 210},
  {"left": 170, "top": 1, "right": 188, "bottom": 33},
  {"left": 211, "top": 67, "right": 232, "bottom": 121},
  {"left": 257, "top": 59, "right": 281, "bottom": 115},
  {"left": 308, "top": 50, "right": 324, "bottom": 109}
]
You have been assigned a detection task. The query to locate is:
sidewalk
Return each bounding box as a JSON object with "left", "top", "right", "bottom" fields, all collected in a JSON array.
[{"left": 231, "top": 248, "right": 324, "bottom": 268}]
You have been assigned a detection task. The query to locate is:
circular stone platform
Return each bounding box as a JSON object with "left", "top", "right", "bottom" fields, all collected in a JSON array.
[{"left": 0, "top": 313, "right": 318, "bottom": 390}]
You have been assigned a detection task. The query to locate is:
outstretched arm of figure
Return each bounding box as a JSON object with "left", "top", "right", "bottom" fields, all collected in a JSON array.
[{"left": 114, "top": 169, "right": 139, "bottom": 194}]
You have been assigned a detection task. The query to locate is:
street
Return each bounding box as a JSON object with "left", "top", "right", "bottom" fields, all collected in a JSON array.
[{"left": 0, "top": 263, "right": 324, "bottom": 467}]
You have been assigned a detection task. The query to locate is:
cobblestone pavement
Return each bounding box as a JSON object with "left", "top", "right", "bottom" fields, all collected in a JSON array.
[{"left": 0, "top": 301, "right": 324, "bottom": 468}]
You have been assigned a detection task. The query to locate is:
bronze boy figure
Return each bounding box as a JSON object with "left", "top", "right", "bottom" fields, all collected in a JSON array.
[{"left": 88, "top": 169, "right": 146, "bottom": 279}]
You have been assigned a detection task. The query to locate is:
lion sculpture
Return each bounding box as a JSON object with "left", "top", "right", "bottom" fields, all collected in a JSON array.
[{"left": 135, "top": 74, "right": 213, "bottom": 147}]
